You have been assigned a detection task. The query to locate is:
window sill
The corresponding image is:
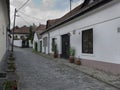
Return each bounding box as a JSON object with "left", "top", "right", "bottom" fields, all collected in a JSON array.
[{"left": 81, "top": 53, "right": 95, "bottom": 57}]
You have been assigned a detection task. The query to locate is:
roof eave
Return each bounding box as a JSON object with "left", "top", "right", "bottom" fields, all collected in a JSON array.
[
  {"left": 40, "top": 0, "right": 113, "bottom": 35},
  {"left": 14, "top": 33, "right": 29, "bottom": 34}
]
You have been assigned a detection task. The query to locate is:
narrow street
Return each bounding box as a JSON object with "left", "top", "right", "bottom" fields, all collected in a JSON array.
[{"left": 15, "top": 48, "right": 118, "bottom": 90}]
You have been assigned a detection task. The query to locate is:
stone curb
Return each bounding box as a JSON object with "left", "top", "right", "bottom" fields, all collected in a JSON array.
[{"left": 63, "top": 63, "right": 120, "bottom": 90}]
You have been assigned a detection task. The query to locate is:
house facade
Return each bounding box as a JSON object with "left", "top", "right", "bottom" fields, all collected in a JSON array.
[
  {"left": 33, "top": 24, "right": 46, "bottom": 52},
  {"left": 0, "top": 0, "right": 10, "bottom": 70},
  {"left": 13, "top": 26, "right": 30, "bottom": 47},
  {"left": 40, "top": 0, "right": 120, "bottom": 75}
]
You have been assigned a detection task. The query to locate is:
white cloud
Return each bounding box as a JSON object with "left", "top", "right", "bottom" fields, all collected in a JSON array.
[
  {"left": 10, "top": 0, "right": 83, "bottom": 27},
  {"left": 41, "top": 0, "right": 55, "bottom": 10}
]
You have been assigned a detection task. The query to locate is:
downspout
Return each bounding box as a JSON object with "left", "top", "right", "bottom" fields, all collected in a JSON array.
[{"left": 48, "top": 32, "right": 50, "bottom": 54}]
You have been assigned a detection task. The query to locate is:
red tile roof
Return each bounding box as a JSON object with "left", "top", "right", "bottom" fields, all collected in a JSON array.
[
  {"left": 14, "top": 26, "right": 30, "bottom": 34},
  {"left": 46, "top": 19, "right": 59, "bottom": 29},
  {"left": 36, "top": 24, "right": 46, "bottom": 31},
  {"left": 35, "top": 24, "right": 46, "bottom": 39},
  {"left": 46, "top": 1, "right": 85, "bottom": 29},
  {"left": 43, "top": 0, "right": 112, "bottom": 34}
]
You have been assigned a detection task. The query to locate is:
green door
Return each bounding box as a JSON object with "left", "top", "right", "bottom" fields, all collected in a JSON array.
[{"left": 40, "top": 41, "right": 42, "bottom": 53}]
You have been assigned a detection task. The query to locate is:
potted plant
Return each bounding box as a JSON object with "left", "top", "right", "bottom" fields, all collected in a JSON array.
[
  {"left": 75, "top": 58, "right": 81, "bottom": 65},
  {"left": 7, "top": 63, "right": 16, "bottom": 72},
  {"left": 53, "top": 44, "right": 58, "bottom": 58},
  {"left": 69, "top": 47, "right": 75, "bottom": 63},
  {"left": 8, "top": 57, "right": 15, "bottom": 61},
  {"left": 8, "top": 53, "right": 15, "bottom": 61},
  {"left": 3, "top": 80, "right": 18, "bottom": 90},
  {"left": 7, "top": 60, "right": 15, "bottom": 64},
  {"left": 51, "top": 39, "right": 58, "bottom": 58}
]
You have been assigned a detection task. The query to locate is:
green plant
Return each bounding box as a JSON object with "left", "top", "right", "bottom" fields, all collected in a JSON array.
[
  {"left": 8, "top": 64, "right": 16, "bottom": 71},
  {"left": 8, "top": 57, "right": 15, "bottom": 61},
  {"left": 3, "top": 80, "right": 17, "bottom": 90},
  {"left": 54, "top": 44, "right": 58, "bottom": 54},
  {"left": 51, "top": 38, "right": 55, "bottom": 52},
  {"left": 29, "top": 26, "right": 34, "bottom": 44},
  {"left": 69, "top": 48, "right": 75, "bottom": 56},
  {"left": 9, "top": 53, "right": 13, "bottom": 57}
]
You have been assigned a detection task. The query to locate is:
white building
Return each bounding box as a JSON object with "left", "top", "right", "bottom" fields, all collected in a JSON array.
[
  {"left": 40, "top": 0, "right": 120, "bottom": 75},
  {"left": 13, "top": 26, "right": 30, "bottom": 47},
  {"left": 0, "top": 0, "right": 10, "bottom": 70},
  {"left": 33, "top": 24, "right": 46, "bottom": 52}
]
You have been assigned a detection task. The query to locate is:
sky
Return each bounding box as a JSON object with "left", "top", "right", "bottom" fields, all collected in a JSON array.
[{"left": 10, "top": 0, "right": 84, "bottom": 27}]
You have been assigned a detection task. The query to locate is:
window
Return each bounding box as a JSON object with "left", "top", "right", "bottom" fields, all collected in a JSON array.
[
  {"left": 14, "top": 35, "right": 18, "bottom": 40},
  {"left": 82, "top": 28, "right": 93, "bottom": 54},
  {"left": 20, "top": 36, "right": 24, "bottom": 40}
]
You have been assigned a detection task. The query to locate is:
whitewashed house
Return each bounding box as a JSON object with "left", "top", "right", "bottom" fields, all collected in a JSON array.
[
  {"left": 33, "top": 24, "right": 46, "bottom": 52},
  {"left": 40, "top": 0, "right": 120, "bottom": 75},
  {"left": 13, "top": 26, "right": 30, "bottom": 47},
  {"left": 0, "top": 0, "right": 10, "bottom": 70}
]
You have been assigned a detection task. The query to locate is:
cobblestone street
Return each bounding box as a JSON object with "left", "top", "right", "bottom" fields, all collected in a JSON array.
[{"left": 15, "top": 48, "right": 118, "bottom": 90}]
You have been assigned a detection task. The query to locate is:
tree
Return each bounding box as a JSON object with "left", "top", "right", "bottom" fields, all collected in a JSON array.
[{"left": 29, "top": 26, "right": 34, "bottom": 43}]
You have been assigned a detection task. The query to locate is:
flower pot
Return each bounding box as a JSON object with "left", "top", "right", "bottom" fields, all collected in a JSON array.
[
  {"left": 54, "top": 54, "right": 58, "bottom": 58},
  {"left": 7, "top": 60, "right": 15, "bottom": 64},
  {"left": 75, "top": 58, "right": 81, "bottom": 65},
  {"left": 7, "top": 64, "right": 16, "bottom": 72},
  {"left": 7, "top": 69, "right": 16, "bottom": 72},
  {"left": 9, "top": 52, "right": 13, "bottom": 57},
  {"left": 3, "top": 80, "right": 18, "bottom": 90},
  {"left": 69, "top": 56, "right": 74, "bottom": 63},
  {"left": 8, "top": 57, "right": 15, "bottom": 61}
]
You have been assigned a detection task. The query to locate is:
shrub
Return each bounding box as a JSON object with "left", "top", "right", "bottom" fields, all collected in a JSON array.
[
  {"left": 4, "top": 80, "right": 17, "bottom": 90},
  {"left": 69, "top": 48, "right": 75, "bottom": 56}
]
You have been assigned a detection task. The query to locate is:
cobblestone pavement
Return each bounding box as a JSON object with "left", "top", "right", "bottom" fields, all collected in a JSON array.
[{"left": 15, "top": 48, "right": 119, "bottom": 90}]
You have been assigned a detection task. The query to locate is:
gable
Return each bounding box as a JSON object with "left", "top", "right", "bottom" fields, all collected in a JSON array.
[{"left": 33, "top": 33, "right": 38, "bottom": 41}]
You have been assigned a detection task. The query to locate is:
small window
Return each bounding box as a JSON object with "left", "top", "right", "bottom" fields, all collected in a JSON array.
[
  {"left": 14, "top": 35, "right": 18, "bottom": 40},
  {"left": 20, "top": 36, "right": 24, "bottom": 40},
  {"left": 82, "top": 28, "right": 93, "bottom": 54}
]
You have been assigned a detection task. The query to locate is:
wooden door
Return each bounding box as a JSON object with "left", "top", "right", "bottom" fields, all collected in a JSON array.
[
  {"left": 40, "top": 41, "right": 42, "bottom": 52},
  {"left": 61, "top": 34, "right": 70, "bottom": 59}
]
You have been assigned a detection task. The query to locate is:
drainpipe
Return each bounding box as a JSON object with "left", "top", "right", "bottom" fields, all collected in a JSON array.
[{"left": 48, "top": 32, "right": 50, "bottom": 54}]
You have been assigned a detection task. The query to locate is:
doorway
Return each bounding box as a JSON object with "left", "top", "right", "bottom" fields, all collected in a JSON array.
[
  {"left": 40, "top": 41, "right": 42, "bottom": 52},
  {"left": 61, "top": 34, "right": 70, "bottom": 59}
]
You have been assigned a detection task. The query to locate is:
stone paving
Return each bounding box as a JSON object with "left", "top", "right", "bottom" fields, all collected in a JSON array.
[
  {"left": 37, "top": 51, "right": 120, "bottom": 89},
  {"left": 15, "top": 48, "right": 119, "bottom": 90}
]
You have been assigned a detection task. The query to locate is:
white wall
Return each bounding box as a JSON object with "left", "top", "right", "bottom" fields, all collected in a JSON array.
[
  {"left": 49, "top": 0, "right": 120, "bottom": 64},
  {"left": 41, "top": 33, "right": 49, "bottom": 54},
  {"left": 38, "top": 39, "right": 42, "bottom": 52},
  {"left": 49, "top": 30, "right": 61, "bottom": 54},
  {"left": 33, "top": 33, "right": 38, "bottom": 50},
  {"left": 14, "top": 40, "right": 22, "bottom": 47},
  {"left": 0, "top": 0, "right": 9, "bottom": 62},
  {"left": 29, "top": 40, "right": 33, "bottom": 48},
  {"left": 14, "top": 34, "right": 30, "bottom": 48}
]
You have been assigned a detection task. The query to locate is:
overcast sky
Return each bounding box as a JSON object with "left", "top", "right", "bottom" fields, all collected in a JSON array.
[{"left": 10, "top": 0, "right": 84, "bottom": 27}]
